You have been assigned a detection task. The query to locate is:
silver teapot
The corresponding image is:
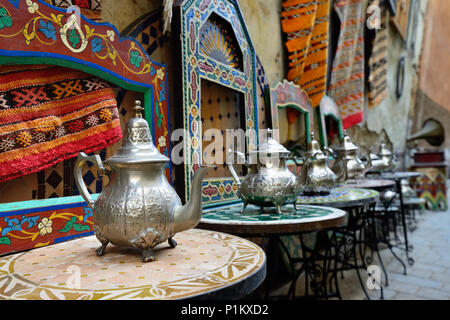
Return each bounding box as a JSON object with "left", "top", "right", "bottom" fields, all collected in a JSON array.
[
  {"left": 227, "top": 129, "right": 302, "bottom": 214},
  {"left": 299, "top": 133, "right": 347, "bottom": 195},
  {"left": 74, "top": 101, "right": 212, "bottom": 262},
  {"left": 330, "top": 133, "right": 372, "bottom": 182},
  {"left": 370, "top": 143, "right": 395, "bottom": 172}
]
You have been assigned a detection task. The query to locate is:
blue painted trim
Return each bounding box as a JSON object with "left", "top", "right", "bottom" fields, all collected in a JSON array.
[
  {"left": 54, "top": 231, "right": 94, "bottom": 244},
  {"left": 0, "top": 195, "right": 99, "bottom": 216}
]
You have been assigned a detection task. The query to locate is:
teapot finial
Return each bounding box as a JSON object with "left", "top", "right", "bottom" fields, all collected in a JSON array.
[{"left": 134, "top": 100, "right": 144, "bottom": 118}]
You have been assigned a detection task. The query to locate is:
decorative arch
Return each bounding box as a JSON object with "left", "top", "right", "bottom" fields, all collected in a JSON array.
[
  {"left": 317, "top": 95, "right": 344, "bottom": 148},
  {"left": 177, "top": 0, "right": 258, "bottom": 204},
  {"left": 269, "top": 80, "right": 312, "bottom": 145}
]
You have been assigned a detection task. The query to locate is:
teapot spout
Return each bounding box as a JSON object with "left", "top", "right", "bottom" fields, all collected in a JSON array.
[{"left": 173, "top": 165, "right": 213, "bottom": 234}]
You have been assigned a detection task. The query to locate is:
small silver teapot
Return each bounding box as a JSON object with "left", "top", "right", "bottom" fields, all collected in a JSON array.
[
  {"left": 74, "top": 101, "right": 212, "bottom": 262},
  {"left": 330, "top": 133, "right": 372, "bottom": 182},
  {"left": 299, "top": 133, "right": 346, "bottom": 195},
  {"left": 370, "top": 143, "right": 395, "bottom": 172},
  {"left": 227, "top": 129, "right": 302, "bottom": 214}
]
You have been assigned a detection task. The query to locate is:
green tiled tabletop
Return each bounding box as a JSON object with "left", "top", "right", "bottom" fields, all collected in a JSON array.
[
  {"left": 199, "top": 204, "right": 347, "bottom": 235},
  {"left": 296, "top": 187, "right": 379, "bottom": 208}
]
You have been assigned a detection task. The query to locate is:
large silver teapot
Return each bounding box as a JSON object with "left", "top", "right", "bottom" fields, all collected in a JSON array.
[
  {"left": 299, "top": 133, "right": 347, "bottom": 195},
  {"left": 227, "top": 130, "right": 302, "bottom": 214},
  {"left": 330, "top": 133, "right": 372, "bottom": 182},
  {"left": 74, "top": 101, "right": 212, "bottom": 262}
]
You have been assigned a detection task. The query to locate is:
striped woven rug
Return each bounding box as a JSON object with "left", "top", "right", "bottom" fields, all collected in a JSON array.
[
  {"left": 281, "top": 0, "right": 330, "bottom": 108},
  {"left": 0, "top": 65, "right": 122, "bottom": 183},
  {"left": 328, "top": 0, "right": 367, "bottom": 129},
  {"left": 368, "top": 2, "right": 388, "bottom": 108}
]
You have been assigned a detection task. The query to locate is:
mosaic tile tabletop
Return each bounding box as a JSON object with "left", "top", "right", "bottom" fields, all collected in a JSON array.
[
  {"left": 200, "top": 204, "right": 347, "bottom": 235},
  {"left": 296, "top": 187, "right": 379, "bottom": 208},
  {"left": 0, "top": 229, "right": 265, "bottom": 300},
  {"left": 343, "top": 179, "right": 396, "bottom": 191}
]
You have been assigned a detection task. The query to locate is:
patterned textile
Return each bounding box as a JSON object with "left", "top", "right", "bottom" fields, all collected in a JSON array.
[
  {"left": 328, "top": 0, "right": 366, "bottom": 129},
  {"left": 0, "top": 65, "right": 122, "bottom": 183},
  {"left": 368, "top": 3, "right": 388, "bottom": 108},
  {"left": 281, "top": 0, "right": 330, "bottom": 108}
]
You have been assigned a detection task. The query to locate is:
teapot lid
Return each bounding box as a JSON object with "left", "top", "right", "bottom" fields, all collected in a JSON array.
[
  {"left": 250, "top": 129, "right": 290, "bottom": 156},
  {"left": 106, "top": 101, "right": 170, "bottom": 164},
  {"left": 333, "top": 133, "right": 358, "bottom": 152},
  {"left": 379, "top": 143, "right": 392, "bottom": 156},
  {"left": 306, "top": 132, "right": 326, "bottom": 158}
]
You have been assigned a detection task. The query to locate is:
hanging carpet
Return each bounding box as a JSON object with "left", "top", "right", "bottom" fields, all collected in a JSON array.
[
  {"left": 281, "top": 0, "right": 330, "bottom": 108},
  {"left": 0, "top": 65, "right": 122, "bottom": 183},
  {"left": 328, "top": 0, "right": 367, "bottom": 129},
  {"left": 368, "top": 1, "right": 388, "bottom": 108}
]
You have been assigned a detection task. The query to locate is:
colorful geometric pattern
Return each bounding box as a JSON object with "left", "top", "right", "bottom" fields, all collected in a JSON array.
[
  {"left": 328, "top": 0, "right": 366, "bottom": 129},
  {"left": 368, "top": 3, "right": 388, "bottom": 108},
  {"left": 179, "top": 0, "right": 258, "bottom": 204},
  {"left": 199, "top": 14, "right": 241, "bottom": 69},
  {"left": 281, "top": 0, "right": 330, "bottom": 107},
  {"left": 0, "top": 65, "right": 122, "bottom": 183},
  {"left": 296, "top": 187, "right": 379, "bottom": 206},
  {"left": 269, "top": 80, "right": 312, "bottom": 143},
  {"left": 0, "top": 229, "right": 265, "bottom": 300},
  {"left": 202, "top": 203, "right": 336, "bottom": 222},
  {"left": 0, "top": 194, "right": 97, "bottom": 256},
  {"left": 410, "top": 167, "right": 448, "bottom": 211}
]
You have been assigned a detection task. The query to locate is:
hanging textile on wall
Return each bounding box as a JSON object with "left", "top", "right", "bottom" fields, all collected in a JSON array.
[
  {"left": 368, "top": 2, "right": 389, "bottom": 108},
  {"left": 328, "top": 0, "right": 367, "bottom": 129},
  {"left": 281, "top": 0, "right": 330, "bottom": 108},
  {"left": 0, "top": 65, "right": 122, "bottom": 183}
]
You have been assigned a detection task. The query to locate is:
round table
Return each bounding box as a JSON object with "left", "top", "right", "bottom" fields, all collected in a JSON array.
[
  {"left": 343, "top": 179, "right": 396, "bottom": 192},
  {"left": 366, "top": 171, "right": 420, "bottom": 272},
  {"left": 199, "top": 204, "right": 347, "bottom": 236},
  {"left": 296, "top": 187, "right": 381, "bottom": 300},
  {"left": 0, "top": 229, "right": 266, "bottom": 300},
  {"left": 199, "top": 204, "right": 346, "bottom": 300},
  {"left": 377, "top": 171, "right": 421, "bottom": 181},
  {"left": 296, "top": 187, "right": 379, "bottom": 209}
]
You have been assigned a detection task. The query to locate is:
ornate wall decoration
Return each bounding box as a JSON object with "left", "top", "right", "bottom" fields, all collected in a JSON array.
[
  {"left": 317, "top": 95, "right": 344, "bottom": 148},
  {"left": 0, "top": 1, "right": 171, "bottom": 252},
  {"left": 178, "top": 0, "right": 258, "bottom": 205},
  {"left": 0, "top": 0, "right": 171, "bottom": 182},
  {"left": 269, "top": 80, "right": 312, "bottom": 145},
  {"left": 0, "top": 195, "right": 97, "bottom": 256}
]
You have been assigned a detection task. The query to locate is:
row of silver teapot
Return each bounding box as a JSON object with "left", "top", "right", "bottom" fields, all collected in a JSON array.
[{"left": 227, "top": 131, "right": 356, "bottom": 214}]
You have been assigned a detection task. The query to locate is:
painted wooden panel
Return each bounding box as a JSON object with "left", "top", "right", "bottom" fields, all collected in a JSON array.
[
  {"left": 410, "top": 167, "right": 448, "bottom": 211},
  {"left": 269, "top": 80, "right": 312, "bottom": 145},
  {"left": 0, "top": 194, "right": 99, "bottom": 256}
]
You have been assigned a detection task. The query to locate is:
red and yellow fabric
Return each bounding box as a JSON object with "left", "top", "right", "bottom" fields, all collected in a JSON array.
[
  {"left": 328, "top": 0, "right": 367, "bottom": 129},
  {"left": 0, "top": 65, "right": 122, "bottom": 183},
  {"left": 281, "top": 0, "right": 330, "bottom": 108},
  {"left": 368, "top": 1, "right": 388, "bottom": 108}
]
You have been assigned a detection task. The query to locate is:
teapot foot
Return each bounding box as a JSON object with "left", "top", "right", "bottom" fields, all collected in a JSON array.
[
  {"left": 95, "top": 242, "right": 108, "bottom": 257},
  {"left": 141, "top": 249, "right": 156, "bottom": 262},
  {"left": 168, "top": 237, "right": 177, "bottom": 249},
  {"left": 275, "top": 205, "right": 282, "bottom": 215}
]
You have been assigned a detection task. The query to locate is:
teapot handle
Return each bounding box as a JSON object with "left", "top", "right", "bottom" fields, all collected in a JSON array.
[{"left": 74, "top": 152, "right": 105, "bottom": 209}]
